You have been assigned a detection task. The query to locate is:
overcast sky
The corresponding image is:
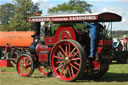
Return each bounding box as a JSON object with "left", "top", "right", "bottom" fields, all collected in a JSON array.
[{"left": 0, "top": 0, "right": 128, "bottom": 31}]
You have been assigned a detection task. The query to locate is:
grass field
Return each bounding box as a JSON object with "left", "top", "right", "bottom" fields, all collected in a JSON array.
[{"left": 0, "top": 63, "right": 128, "bottom": 85}]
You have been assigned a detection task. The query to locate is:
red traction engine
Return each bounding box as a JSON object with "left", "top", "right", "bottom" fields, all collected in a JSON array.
[{"left": 16, "top": 12, "right": 122, "bottom": 81}]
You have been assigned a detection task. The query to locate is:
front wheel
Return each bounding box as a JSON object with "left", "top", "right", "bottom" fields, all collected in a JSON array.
[
  {"left": 38, "top": 66, "right": 52, "bottom": 76},
  {"left": 50, "top": 40, "right": 86, "bottom": 82},
  {"left": 16, "top": 54, "right": 34, "bottom": 77}
]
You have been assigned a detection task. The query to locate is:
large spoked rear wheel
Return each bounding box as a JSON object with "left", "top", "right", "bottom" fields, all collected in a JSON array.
[
  {"left": 88, "top": 63, "right": 109, "bottom": 79},
  {"left": 81, "top": 61, "right": 109, "bottom": 80},
  {"left": 16, "top": 54, "right": 34, "bottom": 77},
  {"left": 50, "top": 40, "right": 86, "bottom": 82}
]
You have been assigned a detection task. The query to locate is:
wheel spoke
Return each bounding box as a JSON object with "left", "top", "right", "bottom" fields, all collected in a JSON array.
[
  {"left": 39, "top": 66, "right": 51, "bottom": 76},
  {"left": 26, "top": 68, "right": 31, "bottom": 74},
  {"left": 69, "top": 63, "right": 79, "bottom": 71},
  {"left": 20, "top": 62, "right": 24, "bottom": 66},
  {"left": 68, "top": 43, "right": 70, "bottom": 54},
  {"left": 26, "top": 60, "right": 31, "bottom": 66},
  {"left": 54, "top": 55, "right": 63, "bottom": 59},
  {"left": 59, "top": 51, "right": 64, "bottom": 58},
  {"left": 61, "top": 65, "right": 65, "bottom": 74},
  {"left": 56, "top": 64, "right": 63, "bottom": 70},
  {"left": 23, "top": 57, "right": 27, "bottom": 64},
  {"left": 56, "top": 60, "right": 63, "bottom": 64},
  {"left": 22, "top": 58, "right": 25, "bottom": 63},
  {"left": 72, "top": 51, "right": 78, "bottom": 58},
  {"left": 25, "top": 68, "right": 28, "bottom": 72},
  {"left": 73, "top": 62, "right": 80, "bottom": 67},
  {"left": 41, "top": 67, "right": 45, "bottom": 72},
  {"left": 65, "top": 45, "right": 68, "bottom": 56},
  {"left": 21, "top": 68, "right": 24, "bottom": 73},
  {"left": 71, "top": 58, "right": 80, "bottom": 61},
  {"left": 67, "top": 65, "right": 71, "bottom": 77},
  {"left": 20, "top": 66, "right": 24, "bottom": 71},
  {"left": 46, "top": 68, "right": 49, "bottom": 73},
  {"left": 71, "top": 66, "right": 74, "bottom": 76},
  {"left": 59, "top": 45, "right": 66, "bottom": 56},
  {"left": 69, "top": 48, "right": 76, "bottom": 57},
  {"left": 63, "top": 66, "right": 68, "bottom": 77}
]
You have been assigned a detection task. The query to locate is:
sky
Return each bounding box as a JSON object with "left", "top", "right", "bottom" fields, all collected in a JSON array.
[{"left": 0, "top": 0, "right": 128, "bottom": 31}]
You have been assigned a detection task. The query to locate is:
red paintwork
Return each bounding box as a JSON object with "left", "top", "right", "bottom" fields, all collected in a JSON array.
[
  {"left": 45, "top": 25, "right": 76, "bottom": 46},
  {"left": 98, "top": 40, "right": 112, "bottom": 46},
  {"left": 39, "top": 54, "right": 48, "bottom": 61},
  {"left": 0, "top": 60, "right": 13, "bottom": 67},
  {"left": 36, "top": 43, "right": 49, "bottom": 62},
  {"left": 55, "top": 26, "right": 76, "bottom": 41},
  {"left": 45, "top": 37, "right": 56, "bottom": 45},
  {"left": 97, "top": 39, "right": 112, "bottom": 53},
  {"left": 92, "top": 61, "right": 100, "bottom": 71},
  {"left": 36, "top": 43, "right": 48, "bottom": 54}
]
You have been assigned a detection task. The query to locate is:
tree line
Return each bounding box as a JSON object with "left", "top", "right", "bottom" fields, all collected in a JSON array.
[
  {"left": 112, "top": 30, "right": 128, "bottom": 38},
  {"left": 0, "top": 0, "right": 92, "bottom": 31},
  {"left": 0, "top": 0, "right": 41, "bottom": 31}
]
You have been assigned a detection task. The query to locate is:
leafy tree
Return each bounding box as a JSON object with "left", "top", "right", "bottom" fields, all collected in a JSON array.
[
  {"left": 48, "top": 0, "right": 92, "bottom": 14},
  {"left": 9, "top": 0, "right": 41, "bottom": 31},
  {"left": 0, "top": 3, "right": 14, "bottom": 25},
  {"left": 47, "top": 0, "right": 92, "bottom": 32},
  {"left": 69, "top": 0, "right": 92, "bottom": 13}
]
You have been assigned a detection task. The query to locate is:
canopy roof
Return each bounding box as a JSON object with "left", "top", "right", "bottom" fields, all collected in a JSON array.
[{"left": 28, "top": 12, "right": 122, "bottom": 22}]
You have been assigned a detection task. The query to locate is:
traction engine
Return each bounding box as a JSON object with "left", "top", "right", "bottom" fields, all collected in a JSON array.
[{"left": 16, "top": 12, "right": 122, "bottom": 81}]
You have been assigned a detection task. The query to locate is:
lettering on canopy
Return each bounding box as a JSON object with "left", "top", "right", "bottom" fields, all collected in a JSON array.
[{"left": 28, "top": 15, "right": 98, "bottom": 22}]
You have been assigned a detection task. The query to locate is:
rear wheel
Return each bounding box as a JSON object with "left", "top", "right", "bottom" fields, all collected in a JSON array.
[
  {"left": 50, "top": 40, "right": 86, "bottom": 82},
  {"left": 89, "top": 63, "right": 109, "bottom": 79},
  {"left": 81, "top": 60, "right": 109, "bottom": 80},
  {"left": 16, "top": 54, "right": 34, "bottom": 77}
]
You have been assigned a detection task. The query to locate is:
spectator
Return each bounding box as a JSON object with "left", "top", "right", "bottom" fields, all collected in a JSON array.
[
  {"left": 5, "top": 43, "right": 12, "bottom": 59},
  {"left": 122, "top": 35, "right": 128, "bottom": 51}
]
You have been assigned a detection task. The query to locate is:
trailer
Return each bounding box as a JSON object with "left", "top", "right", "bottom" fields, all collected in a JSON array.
[
  {"left": 0, "top": 31, "right": 34, "bottom": 60},
  {"left": 16, "top": 12, "right": 122, "bottom": 81}
]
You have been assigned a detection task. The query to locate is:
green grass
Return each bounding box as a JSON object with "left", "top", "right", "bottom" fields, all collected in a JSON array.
[{"left": 0, "top": 63, "right": 128, "bottom": 85}]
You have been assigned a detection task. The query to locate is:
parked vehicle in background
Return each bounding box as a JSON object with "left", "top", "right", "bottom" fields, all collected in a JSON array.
[{"left": 112, "top": 38, "right": 128, "bottom": 64}]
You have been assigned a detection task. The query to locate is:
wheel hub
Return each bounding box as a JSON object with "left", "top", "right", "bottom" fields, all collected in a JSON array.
[{"left": 63, "top": 57, "right": 70, "bottom": 64}]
